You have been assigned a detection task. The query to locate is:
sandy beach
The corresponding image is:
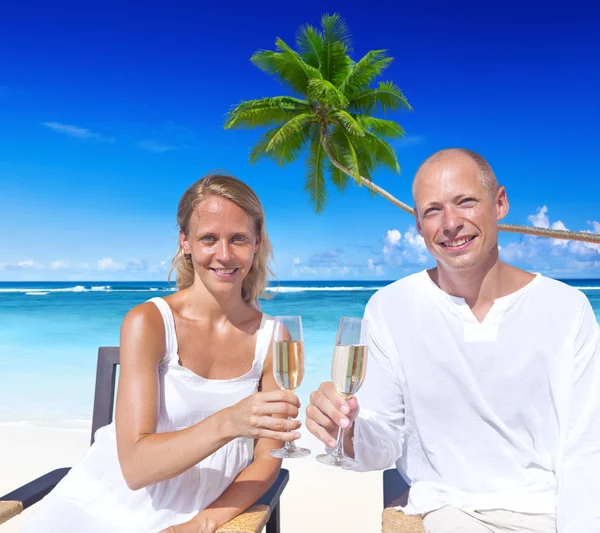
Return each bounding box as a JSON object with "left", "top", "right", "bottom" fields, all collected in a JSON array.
[{"left": 0, "top": 423, "right": 383, "bottom": 533}]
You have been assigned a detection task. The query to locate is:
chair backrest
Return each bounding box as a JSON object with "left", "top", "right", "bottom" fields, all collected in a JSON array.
[{"left": 90, "top": 347, "right": 120, "bottom": 445}]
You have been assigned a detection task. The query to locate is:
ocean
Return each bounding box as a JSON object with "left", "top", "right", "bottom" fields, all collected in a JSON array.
[{"left": 1, "top": 278, "right": 599, "bottom": 427}]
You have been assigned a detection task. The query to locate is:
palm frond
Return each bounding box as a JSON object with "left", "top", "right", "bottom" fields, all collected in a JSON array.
[
  {"left": 225, "top": 97, "right": 310, "bottom": 129},
  {"left": 328, "top": 110, "right": 365, "bottom": 138},
  {"left": 249, "top": 124, "right": 313, "bottom": 166},
  {"left": 296, "top": 24, "right": 323, "bottom": 69},
  {"left": 320, "top": 13, "right": 353, "bottom": 83},
  {"left": 353, "top": 115, "right": 405, "bottom": 139},
  {"left": 322, "top": 126, "right": 351, "bottom": 192},
  {"left": 305, "top": 137, "right": 327, "bottom": 212},
  {"left": 251, "top": 39, "right": 321, "bottom": 94},
  {"left": 306, "top": 78, "right": 349, "bottom": 108},
  {"left": 265, "top": 112, "right": 316, "bottom": 152},
  {"left": 349, "top": 81, "right": 412, "bottom": 114},
  {"left": 338, "top": 50, "right": 393, "bottom": 98},
  {"left": 360, "top": 131, "right": 400, "bottom": 173}
]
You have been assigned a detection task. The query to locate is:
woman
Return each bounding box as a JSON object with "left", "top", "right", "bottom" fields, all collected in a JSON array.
[{"left": 21, "top": 174, "right": 301, "bottom": 533}]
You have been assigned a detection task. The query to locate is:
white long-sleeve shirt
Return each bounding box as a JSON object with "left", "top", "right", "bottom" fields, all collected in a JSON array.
[{"left": 353, "top": 270, "right": 600, "bottom": 532}]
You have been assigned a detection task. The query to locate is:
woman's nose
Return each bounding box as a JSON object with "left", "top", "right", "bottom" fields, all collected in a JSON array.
[{"left": 215, "top": 239, "right": 232, "bottom": 260}]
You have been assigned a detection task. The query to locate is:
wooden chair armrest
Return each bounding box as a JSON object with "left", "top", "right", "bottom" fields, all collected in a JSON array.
[
  {"left": 216, "top": 469, "right": 289, "bottom": 533},
  {"left": 0, "top": 500, "right": 23, "bottom": 525},
  {"left": 0, "top": 467, "right": 70, "bottom": 525},
  {"left": 382, "top": 507, "right": 424, "bottom": 533},
  {"left": 216, "top": 504, "right": 270, "bottom": 533}
]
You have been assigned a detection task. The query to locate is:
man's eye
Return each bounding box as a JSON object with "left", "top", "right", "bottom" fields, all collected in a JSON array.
[
  {"left": 460, "top": 198, "right": 476, "bottom": 205},
  {"left": 424, "top": 208, "right": 439, "bottom": 216},
  {"left": 233, "top": 235, "right": 247, "bottom": 242}
]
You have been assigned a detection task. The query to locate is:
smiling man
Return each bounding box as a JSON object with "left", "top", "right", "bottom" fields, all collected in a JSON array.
[{"left": 306, "top": 149, "right": 600, "bottom": 532}]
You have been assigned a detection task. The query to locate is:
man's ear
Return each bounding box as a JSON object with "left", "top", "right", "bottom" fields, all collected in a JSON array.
[
  {"left": 415, "top": 208, "right": 423, "bottom": 235},
  {"left": 496, "top": 186, "right": 509, "bottom": 221},
  {"left": 180, "top": 230, "right": 191, "bottom": 254}
]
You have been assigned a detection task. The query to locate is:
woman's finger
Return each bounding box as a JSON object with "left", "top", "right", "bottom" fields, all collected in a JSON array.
[{"left": 250, "top": 401, "right": 299, "bottom": 419}]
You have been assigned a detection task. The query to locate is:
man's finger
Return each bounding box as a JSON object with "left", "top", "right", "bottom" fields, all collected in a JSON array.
[
  {"left": 306, "top": 417, "right": 337, "bottom": 448},
  {"left": 311, "top": 390, "right": 349, "bottom": 428},
  {"left": 306, "top": 404, "right": 337, "bottom": 434}
]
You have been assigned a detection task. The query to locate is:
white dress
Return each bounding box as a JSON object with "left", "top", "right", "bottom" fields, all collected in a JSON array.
[{"left": 21, "top": 297, "right": 274, "bottom": 533}]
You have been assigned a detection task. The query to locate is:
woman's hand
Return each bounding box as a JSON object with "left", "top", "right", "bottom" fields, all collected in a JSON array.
[
  {"left": 158, "top": 514, "right": 217, "bottom": 533},
  {"left": 226, "top": 390, "right": 301, "bottom": 441}
]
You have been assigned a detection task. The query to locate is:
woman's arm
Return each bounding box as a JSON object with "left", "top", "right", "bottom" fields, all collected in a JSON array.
[
  {"left": 115, "top": 304, "right": 299, "bottom": 491},
  {"left": 183, "top": 343, "right": 294, "bottom": 531}
]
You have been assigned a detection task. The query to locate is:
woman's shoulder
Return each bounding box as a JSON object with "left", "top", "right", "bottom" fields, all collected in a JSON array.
[{"left": 120, "top": 301, "right": 166, "bottom": 358}]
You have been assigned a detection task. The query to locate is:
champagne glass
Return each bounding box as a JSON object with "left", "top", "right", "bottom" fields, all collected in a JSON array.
[
  {"left": 269, "top": 316, "right": 311, "bottom": 459},
  {"left": 316, "top": 316, "right": 368, "bottom": 468}
]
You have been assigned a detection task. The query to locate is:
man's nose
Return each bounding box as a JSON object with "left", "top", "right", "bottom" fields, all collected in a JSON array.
[{"left": 442, "top": 206, "right": 464, "bottom": 233}]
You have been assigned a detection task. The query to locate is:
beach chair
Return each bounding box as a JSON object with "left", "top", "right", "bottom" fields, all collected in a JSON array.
[
  {"left": 0, "top": 347, "right": 289, "bottom": 533},
  {"left": 382, "top": 468, "right": 424, "bottom": 532}
]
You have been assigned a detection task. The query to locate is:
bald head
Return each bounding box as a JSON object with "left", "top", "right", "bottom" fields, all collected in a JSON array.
[{"left": 412, "top": 149, "right": 498, "bottom": 202}]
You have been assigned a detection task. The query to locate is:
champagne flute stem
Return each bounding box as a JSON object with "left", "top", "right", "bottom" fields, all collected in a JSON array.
[
  {"left": 284, "top": 416, "right": 296, "bottom": 452},
  {"left": 331, "top": 426, "right": 345, "bottom": 459}
]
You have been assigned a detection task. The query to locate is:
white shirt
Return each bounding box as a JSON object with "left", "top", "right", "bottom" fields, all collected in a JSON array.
[{"left": 353, "top": 270, "right": 600, "bottom": 532}]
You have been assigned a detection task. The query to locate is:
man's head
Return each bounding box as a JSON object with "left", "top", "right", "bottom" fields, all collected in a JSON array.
[{"left": 412, "top": 149, "right": 509, "bottom": 272}]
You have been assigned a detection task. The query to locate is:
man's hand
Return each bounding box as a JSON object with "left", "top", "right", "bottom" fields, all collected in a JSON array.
[{"left": 305, "top": 382, "right": 359, "bottom": 449}]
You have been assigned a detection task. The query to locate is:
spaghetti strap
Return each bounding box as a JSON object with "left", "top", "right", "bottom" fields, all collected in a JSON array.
[
  {"left": 148, "top": 297, "right": 179, "bottom": 361},
  {"left": 253, "top": 314, "right": 274, "bottom": 375}
]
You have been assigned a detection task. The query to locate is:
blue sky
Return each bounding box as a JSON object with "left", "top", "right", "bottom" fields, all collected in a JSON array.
[{"left": 1, "top": 0, "right": 599, "bottom": 281}]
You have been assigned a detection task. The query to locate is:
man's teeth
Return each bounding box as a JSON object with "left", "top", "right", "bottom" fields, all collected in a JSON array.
[{"left": 444, "top": 237, "right": 473, "bottom": 247}]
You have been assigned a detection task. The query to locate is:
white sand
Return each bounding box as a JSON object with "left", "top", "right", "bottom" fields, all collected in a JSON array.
[{"left": 0, "top": 424, "right": 382, "bottom": 532}]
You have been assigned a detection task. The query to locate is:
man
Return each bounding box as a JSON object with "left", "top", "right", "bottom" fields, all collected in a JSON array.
[{"left": 306, "top": 149, "right": 600, "bottom": 532}]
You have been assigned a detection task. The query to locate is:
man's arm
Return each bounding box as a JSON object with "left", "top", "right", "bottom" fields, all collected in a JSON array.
[
  {"left": 556, "top": 298, "right": 600, "bottom": 532},
  {"left": 351, "top": 301, "right": 405, "bottom": 471},
  {"left": 306, "top": 296, "right": 405, "bottom": 471}
]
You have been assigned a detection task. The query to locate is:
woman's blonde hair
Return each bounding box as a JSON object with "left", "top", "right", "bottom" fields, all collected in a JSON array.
[{"left": 168, "top": 173, "right": 274, "bottom": 305}]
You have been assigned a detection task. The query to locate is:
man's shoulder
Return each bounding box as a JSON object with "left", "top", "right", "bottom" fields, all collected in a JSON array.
[
  {"left": 367, "top": 271, "right": 427, "bottom": 311},
  {"left": 535, "top": 275, "right": 589, "bottom": 306}
]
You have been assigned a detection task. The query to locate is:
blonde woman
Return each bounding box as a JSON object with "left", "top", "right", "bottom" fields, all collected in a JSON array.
[{"left": 21, "top": 174, "right": 300, "bottom": 533}]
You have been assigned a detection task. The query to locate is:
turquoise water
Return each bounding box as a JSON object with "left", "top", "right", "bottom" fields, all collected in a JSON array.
[{"left": 1, "top": 279, "right": 599, "bottom": 425}]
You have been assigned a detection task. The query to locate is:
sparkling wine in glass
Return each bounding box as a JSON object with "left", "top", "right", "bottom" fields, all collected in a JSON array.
[
  {"left": 316, "top": 316, "right": 368, "bottom": 468},
  {"left": 269, "top": 316, "right": 311, "bottom": 459}
]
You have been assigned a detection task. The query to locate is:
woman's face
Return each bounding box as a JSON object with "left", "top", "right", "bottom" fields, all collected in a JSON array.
[{"left": 181, "top": 195, "right": 260, "bottom": 297}]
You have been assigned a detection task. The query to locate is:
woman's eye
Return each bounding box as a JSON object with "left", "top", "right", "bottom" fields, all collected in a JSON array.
[
  {"left": 233, "top": 235, "right": 247, "bottom": 243},
  {"left": 200, "top": 236, "right": 216, "bottom": 243}
]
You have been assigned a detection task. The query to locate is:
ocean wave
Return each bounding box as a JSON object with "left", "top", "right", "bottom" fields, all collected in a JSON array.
[
  {"left": 0, "top": 285, "right": 176, "bottom": 293},
  {"left": 266, "top": 286, "right": 380, "bottom": 293},
  {"left": 25, "top": 291, "right": 50, "bottom": 296},
  {"left": 576, "top": 286, "right": 600, "bottom": 291}
]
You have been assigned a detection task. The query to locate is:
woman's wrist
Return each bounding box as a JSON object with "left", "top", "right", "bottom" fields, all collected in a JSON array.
[{"left": 190, "top": 511, "right": 219, "bottom": 532}]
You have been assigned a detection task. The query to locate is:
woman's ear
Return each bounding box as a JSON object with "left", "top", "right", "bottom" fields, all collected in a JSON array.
[{"left": 180, "top": 230, "right": 191, "bottom": 255}]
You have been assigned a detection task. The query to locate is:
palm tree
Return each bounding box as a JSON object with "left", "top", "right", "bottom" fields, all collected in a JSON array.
[{"left": 225, "top": 14, "right": 599, "bottom": 244}]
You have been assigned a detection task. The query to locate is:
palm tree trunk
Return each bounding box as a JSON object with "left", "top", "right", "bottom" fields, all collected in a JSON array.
[{"left": 320, "top": 138, "right": 600, "bottom": 245}]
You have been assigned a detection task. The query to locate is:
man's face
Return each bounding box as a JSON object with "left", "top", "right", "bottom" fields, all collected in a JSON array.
[{"left": 413, "top": 156, "right": 508, "bottom": 272}]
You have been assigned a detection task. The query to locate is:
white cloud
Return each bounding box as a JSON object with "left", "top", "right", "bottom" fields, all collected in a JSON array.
[
  {"left": 367, "top": 258, "right": 384, "bottom": 275},
  {"left": 292, "top": 257, "right": 301, "bottom": 265},
  {"left": 382, "top": 225, "right": 430, "bottom": 266},
  {"left": 43, "top": 122, "right": 114, "bottom": 142},
  {"left": 527, "top": 206, "right": 550, "bottom": 229},
  {"left": 97, "top": 257, "right": 122, "bottom": 271},
  {"left": 385, "top": 229, "right": 402, "bottom": 246},
  {"left": 50, "top": 259, "right": 71, "bottom": 269},
  {"left": 499, "top": 209, "right": 600, "bottom": 272},
  {"left": 136, "top": 140, "right": 178, "bottom": 153}
]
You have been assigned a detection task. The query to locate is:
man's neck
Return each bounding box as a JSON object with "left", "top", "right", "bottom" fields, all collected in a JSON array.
[{"left": 432, "top": 253, "right": 504, "bottom": 308}]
